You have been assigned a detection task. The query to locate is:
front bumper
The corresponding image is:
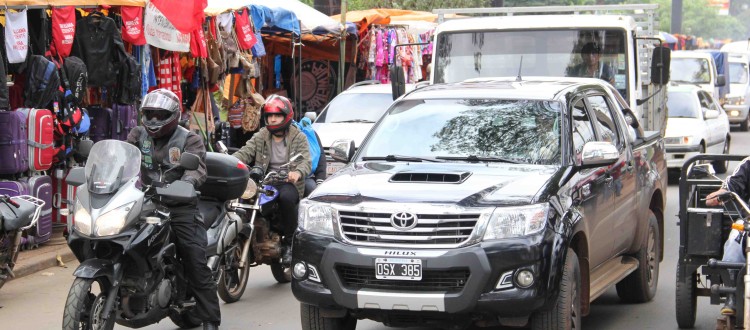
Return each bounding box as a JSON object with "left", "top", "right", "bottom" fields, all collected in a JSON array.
[
  {"left": 291, "top": 229, "right": 557, "bottom": 319},
  {"left": 665, "top": 144, "right": 702, "bottom": 169},
  {"left": 723, "top": 104, "right": 749, "bottom": 124}
]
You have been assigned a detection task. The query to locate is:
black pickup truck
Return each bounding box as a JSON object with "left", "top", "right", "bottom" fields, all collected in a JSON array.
[{"left": 291, "top": 78, "right": 667, "bottom": 330}]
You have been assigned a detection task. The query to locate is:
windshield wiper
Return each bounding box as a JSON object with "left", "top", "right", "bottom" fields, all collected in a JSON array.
[
  {"left": 362, "top": 155, "right": 442, "bottom": 162},
  {"left": 671, "top": 79, "right": 703, "bottom": 85},
  {"left": 334, "top": 119, "right": 375, "bottom": 123},
  {"left": 436, "top": 155, "right": 520, "bottom": 164}
]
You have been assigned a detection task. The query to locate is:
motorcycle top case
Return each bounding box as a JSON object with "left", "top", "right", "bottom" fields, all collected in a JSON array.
[
  {"left": 17, "top": 108, "right": 55, "bottom": 171},
  {"left": 20, "top": 175, "right": 52, "bottom": 244},
  {"left": 0, "top": 110, "right": 28, "bottom": 174},
  {"left": 199, "top": 152, "right": 250, "bottom": 201}
]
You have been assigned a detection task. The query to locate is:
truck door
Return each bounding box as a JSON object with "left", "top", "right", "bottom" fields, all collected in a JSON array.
[
  {"left": 570, "top": 97, "right": 616, "bottom": 267},
  {"left": 587, "top": 93, "right": 638, "bottom": 254}
]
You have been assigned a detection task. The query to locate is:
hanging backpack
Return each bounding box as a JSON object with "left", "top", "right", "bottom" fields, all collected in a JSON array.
[
  {"left": 62, "top": 56, "right": 88, "bottom": 105},
  {"left": 116, "top": 54, "right": 142, "bottom": 104},
  {"left": 25, "top": 55, "right": 61, "bottom": 109},
  {"left": 294, "top": 117, "right": 321, "bottom": 173}
]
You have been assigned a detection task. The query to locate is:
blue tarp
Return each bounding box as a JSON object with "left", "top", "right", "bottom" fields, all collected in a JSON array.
[
  {"left": 250, "top": 4, "right": 301, "bottom": 36},
  {"left": 706, "top": 51, "right": 731, "bottom": 100}
]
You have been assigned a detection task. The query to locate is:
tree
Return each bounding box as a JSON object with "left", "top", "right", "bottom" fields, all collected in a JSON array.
[{"left": 623, "top": 0, "right": 745, "bottom": 40}]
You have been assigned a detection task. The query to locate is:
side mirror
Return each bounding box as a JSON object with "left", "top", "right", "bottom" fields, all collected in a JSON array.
[
  {"left": 650, "top": 46, "right": 671, "bottom": 85},
  {"left": 622, "top": 108, "right": 640, "bottom": 129},
  {"left": 704, "top": 109, "right": 720, "bottom": 119},
  {"left": 65, "top": 167, "right": 86, "bottom": 186},
  {"left": 77, "top": 140, "right": 94, "bottom": 158},
  {"left": 390, "top": 65, "right": 406, "bottom": 100},
  {"left": 330, "top": 139, "right": 355, "bottom": 163},
  {"left": 580, "top": 141, "right": 619, "bottom": 168},
  {"left": 180, "top": 153, "right": 201, "bottom": 171},
  {"left": 304, "top": 111, "right": 317, "bottom": 122},
  {"left": 716, "top": 74, "right": 727, "bottom": 87}
]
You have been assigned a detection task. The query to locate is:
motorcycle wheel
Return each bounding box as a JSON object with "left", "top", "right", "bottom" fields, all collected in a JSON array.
[
  {"left": 217, "top": 238, "right": 251, "bottom": 303},
  {"left": 169, "top": 310, "right": 202, "bottom": 329},
  {"left": 271, "top": 262, "right": 292, "bottom": 283},
  {"left": 62, "top": 277, "right": 114, "bottom": 330}
]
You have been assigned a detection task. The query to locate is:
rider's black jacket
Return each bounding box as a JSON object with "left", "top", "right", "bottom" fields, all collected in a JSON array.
[{"left": 724, "top": 158, "right": 750, "bottom": 201}]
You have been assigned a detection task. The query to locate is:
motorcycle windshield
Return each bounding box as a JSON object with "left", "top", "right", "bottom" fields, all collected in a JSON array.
[{"left": 85, "top": 140, "right": 142, "bottom": 195}]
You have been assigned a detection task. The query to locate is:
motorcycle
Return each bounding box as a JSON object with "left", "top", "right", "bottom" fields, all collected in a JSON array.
[
  {"left": 61, "top": 140, "right": 251, "bottom": 330},
  {"left": 0, "top": 194, "right": 44, "bottom": 290},
  {"left": 233, "top": 153, "right": 305, "bottom": 284}
]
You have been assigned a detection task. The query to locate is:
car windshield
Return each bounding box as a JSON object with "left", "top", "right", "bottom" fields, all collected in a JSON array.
[
  {"left": 730, "top": 62, "right": 749, "bottom": 84},
  {"left": 671, "top": 58, "right": 711, "bottom": 84},
  {"left": 315, "top": 92, "right": 394, "bottom": 123},
  {"left": 433, "top": 29, "right": 628, "bottom": 98},
  {"left": 85, "top": 140, "right": 142, "bottom": 194},
  {"left": 358, "top": 98, "right": 562, "bottom": 165},
  {"left": 667, "top": 92, "right": 700, "bottom": 118}
]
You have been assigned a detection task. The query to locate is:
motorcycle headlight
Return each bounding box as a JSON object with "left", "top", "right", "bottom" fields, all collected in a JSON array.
[
  {"left": 483, "top": 204, "right": 549, "bottom": 240},
  {"left": 73, "top": 199, "right": 92, "bottom": 236},
  {"left": 298, "top": 199, "right": 337, "bottom": 236},
  {"left": 95, "top": 202, "right": 135, "bottom": 236},
  {"left": 241, "top": 180, "right": 258, "bottom": 200}
]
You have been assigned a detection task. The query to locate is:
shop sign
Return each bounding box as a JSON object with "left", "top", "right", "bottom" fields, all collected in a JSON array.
[{"left": 144, "top": 1, "right": 190, "bottom": 52}]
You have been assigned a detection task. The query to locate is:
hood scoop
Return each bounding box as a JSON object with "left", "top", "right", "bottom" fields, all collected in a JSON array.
[{"left": 389, "top": 171, "right": 472, "bottom": 184}]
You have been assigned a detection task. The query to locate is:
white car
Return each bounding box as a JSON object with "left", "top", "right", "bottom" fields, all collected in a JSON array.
[
  {"left": 308, "top": 81, "right": 415, "bottom": 177},
  {"left": 665, "top": 84, "right": 731, "bottom": 173}
]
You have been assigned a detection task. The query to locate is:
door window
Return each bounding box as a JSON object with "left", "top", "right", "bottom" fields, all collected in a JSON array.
[
  {"left": 571, "top": 98, "right": 596, "bottom": 164},
  {"left": 588, "top": 95, "right": 621, "bottom": 149}
]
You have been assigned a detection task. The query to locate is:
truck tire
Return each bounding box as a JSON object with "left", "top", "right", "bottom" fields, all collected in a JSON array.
[
  {"left": 616, "top": 210, "right": 660, "bottom": 303},
  {"left": 300, "top": 303, "right": 357, "bottom": 330},
  {"left": 675, "top": 265, "right": 697, "bottom": 328},
  {"left": 531, "top": 248, "right": 581, "bottom": 330}
]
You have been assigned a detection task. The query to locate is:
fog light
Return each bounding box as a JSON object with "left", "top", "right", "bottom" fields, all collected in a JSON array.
[
  {"left": 293, "top": 262, "right": 307, "bottom": 279},
  {"left": 307, "top": 264, "right": 321, "bottom": 282},
  {"left": 515, "top": 269, "right": 535, "bottom": 288}
]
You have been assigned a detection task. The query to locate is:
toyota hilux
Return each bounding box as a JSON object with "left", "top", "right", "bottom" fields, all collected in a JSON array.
[{"left": 291, "top": 77, "right": 667, "bottom": 329}]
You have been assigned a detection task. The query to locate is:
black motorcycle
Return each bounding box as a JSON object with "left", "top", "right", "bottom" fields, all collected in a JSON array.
[
  {"left": 61, "top": 140, "right": 251, "bottom": 330},
  {"left": 0, "top": 194, "right": 44, "bottom": 290}
]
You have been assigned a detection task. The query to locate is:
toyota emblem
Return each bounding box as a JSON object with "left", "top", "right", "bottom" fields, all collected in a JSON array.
[{"left": 390, "top": 212, "right": 418, "bottom": 230}]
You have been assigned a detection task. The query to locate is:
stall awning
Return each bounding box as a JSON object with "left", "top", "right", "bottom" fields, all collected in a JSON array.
[
  {"left": 4, "top": 0, "right": 145, "bottom": 6},
  {"left": 206, "top": 0, "right": 342, "bottom": 35}
]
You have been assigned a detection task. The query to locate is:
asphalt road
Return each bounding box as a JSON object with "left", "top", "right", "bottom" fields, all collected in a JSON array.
[{"left": 1, "top": 129, "right": 749, "bottom": 330}]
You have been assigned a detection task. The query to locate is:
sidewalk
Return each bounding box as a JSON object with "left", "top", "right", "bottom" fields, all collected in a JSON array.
[{"left": 11, "top": 234, "right": 75, "bottom": 280}]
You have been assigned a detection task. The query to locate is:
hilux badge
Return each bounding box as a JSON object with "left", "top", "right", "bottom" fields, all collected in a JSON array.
[{"left": 390, "top": 212, "right": 418, "bottom": 230}]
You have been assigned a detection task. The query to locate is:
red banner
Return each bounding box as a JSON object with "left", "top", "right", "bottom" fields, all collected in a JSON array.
[{"left": 150, "top": 0, "right": 207, "bottom": 34}]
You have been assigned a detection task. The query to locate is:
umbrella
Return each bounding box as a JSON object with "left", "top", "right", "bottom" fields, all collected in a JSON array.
[{"left": 659, "top": 31, "right": 678, "bottom": 44}]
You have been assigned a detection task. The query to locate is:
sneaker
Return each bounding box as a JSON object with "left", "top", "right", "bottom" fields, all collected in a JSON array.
[{"left": 721, "top": 295, "right": 736, "bottom": 316}]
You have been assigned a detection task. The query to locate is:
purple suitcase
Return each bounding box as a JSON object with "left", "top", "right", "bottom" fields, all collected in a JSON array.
[
  {"left": 89, "top": 107, "right": 113, "bottom": 143},
  {"left": 0, "top": 110, "right": 28, "bottom": 174},
  {"left": 112, "top": 104, "right": 138, "bottom": 141},
  {"left": 20, "top": 175, "right": 52, "bottom": 245}
]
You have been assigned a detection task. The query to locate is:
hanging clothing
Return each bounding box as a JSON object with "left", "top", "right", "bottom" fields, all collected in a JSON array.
[
  {"left": 51, "top": 6, "right": 76, "bottom": 57},
  {"left": 5, "top": 10, "right": 29, "bottom": 64},
  {"left": 157, "top": 51, "right": 183, "bottom": 108},
  {"left": 72, "top": 12, "right": 127, "bottom": 87},
  {"left": 121, "top": 6, "right": 147, "bottom": 45}
]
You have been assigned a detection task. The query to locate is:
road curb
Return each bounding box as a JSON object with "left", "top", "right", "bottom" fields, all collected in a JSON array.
[{"left": 11, "top": 244, "right": 76, "bottom": 280}]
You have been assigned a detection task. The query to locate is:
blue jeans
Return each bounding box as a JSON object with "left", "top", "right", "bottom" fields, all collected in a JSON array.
[{"left": 723, "top": 220, "right": 746, "bottom": 263}]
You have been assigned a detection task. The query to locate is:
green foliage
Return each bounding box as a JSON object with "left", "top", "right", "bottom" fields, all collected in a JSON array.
[
  {"left": 346, "top": 0, "right": 490, "bottom": 11},
  {"left": 622, "top": 0, "right": 746, "bottom": 40}
]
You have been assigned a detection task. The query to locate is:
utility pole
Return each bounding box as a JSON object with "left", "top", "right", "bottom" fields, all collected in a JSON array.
[{"left": 671, "top": 0, "right": 683, "bottom": 34}]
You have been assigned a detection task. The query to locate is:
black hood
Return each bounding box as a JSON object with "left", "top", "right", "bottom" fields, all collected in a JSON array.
[{"left": 310, "top": 162, "right": 560, "bottom": 206}]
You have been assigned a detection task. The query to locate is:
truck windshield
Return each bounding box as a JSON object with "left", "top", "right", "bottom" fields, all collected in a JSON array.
[
  {"left": 433, "top": 29, "right": 628, "bottom": 96},
  {"left": 358, "top": 98, "right": 562, "bottom": 165},
  {"left": 730, "top": 62, "right": 749, "bottom": 84},
  {"left": 671, "top": 58, "right": 711, "bottom": 84}
]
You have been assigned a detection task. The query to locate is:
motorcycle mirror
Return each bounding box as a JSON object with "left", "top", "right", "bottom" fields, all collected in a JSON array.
[
  {"left": 77, "top": 140, "right": 94, "bottom": 158},
  {"left": 180, "top": 153, "right": 200, "bottom": 171},
  {"left": 66, "top": 167, "right": 86, "bottom": 186},
  {"left": 215, "top": 141, "right": 228, "bottom": 154}
]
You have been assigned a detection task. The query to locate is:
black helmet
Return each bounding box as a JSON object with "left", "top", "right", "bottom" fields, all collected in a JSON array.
[{"left": 140, "top": 89, "right": 181, "bottom": 138}]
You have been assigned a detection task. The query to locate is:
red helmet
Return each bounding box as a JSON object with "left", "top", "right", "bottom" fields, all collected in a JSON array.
[{"left": 262, "top": 94, "right": 294, "bottom": 135}]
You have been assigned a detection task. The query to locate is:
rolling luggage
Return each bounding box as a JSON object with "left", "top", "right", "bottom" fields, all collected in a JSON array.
[
  {"left": 0, "top": 110, "right": 28, "bottom": 174},
  {"left": 52, "top": 168, "right": 76, "bottom": 227},
  {"left": 88, "top": 106, "right": 113, "bottom": 143},
  {"left": 112, "top": 104, "right": 138, "bottom": 141},
  {"left": 20, "top": 175, "right": 52, "bottom": 245},
  {"left": 17, "top": 108, "right": 55, "bottom": 171}
]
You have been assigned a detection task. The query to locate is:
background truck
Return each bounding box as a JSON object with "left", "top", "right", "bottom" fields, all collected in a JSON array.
[{"left": 431, "top": 4, "right": 670, "bottom": 136}]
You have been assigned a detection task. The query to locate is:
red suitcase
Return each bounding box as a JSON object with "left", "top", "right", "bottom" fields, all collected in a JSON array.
[
  {"left": 17, "top": 108, "right": 55, "bottom": 171},
  {"left": 52, "top": 168, "right": 77, "bottom": 227}
]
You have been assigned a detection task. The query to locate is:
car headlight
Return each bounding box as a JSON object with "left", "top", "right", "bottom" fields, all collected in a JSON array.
[
  {"left": 73, "top": 199, "right": 92, "bottom": 236},
  {"left": 728, "top": 96, "right": 746, "bottom": 106},
  {"left": 664, "top": 136, "right": 694, "bottom": 145},
  {"left": 241, "top": 180, "right": 258, "bottom": 199},
  {"left": 298, "top": 199, "right": 337, "bottom": 236},
  {"left": 483, "top": 204, "right": 548, "bottom": 240},
  {"left": 95, "top": 202, "right": 134, "bottom": 236}
]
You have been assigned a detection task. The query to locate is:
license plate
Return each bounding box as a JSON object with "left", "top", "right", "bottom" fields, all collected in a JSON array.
[
  {"left": 326, "top": 162, "right": 345, "bottom": 177},
  {"left": 375, "top": 258, "right": 422, "bottom": 281}
]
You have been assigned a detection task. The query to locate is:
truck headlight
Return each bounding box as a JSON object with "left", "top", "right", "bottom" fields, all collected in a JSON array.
[
  {"left": 95, "top": 202, "right": 134, "bottom": 236},
  {"left": 73, "top": 199, "right": 92, "bottom": 236},
  {"left": 483, "top": 204, "right": 548, "bottom": 240},
  {"left": 298, "top": 199, "right": 337, "bottom": 236}
]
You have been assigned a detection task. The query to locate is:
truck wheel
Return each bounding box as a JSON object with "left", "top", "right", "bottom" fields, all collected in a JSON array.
[
  {"left": 300, "top": 303, "right": 357, "bottom": 330},
  {"left": 531, "top": 248, "right": 581, "bottom": 330},
  {"left": 616, "top": 210, "right": 660, "bottom": 303},
  {"left": 713, "top": 138, "right": 730, "bottom": 174},
  {"left": 675, "top": 265, "right": 697, "bottom": 329}
]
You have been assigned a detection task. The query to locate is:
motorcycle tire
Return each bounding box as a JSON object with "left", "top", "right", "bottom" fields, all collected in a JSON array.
[
  {"left": 169, "top": 310, "right": 202, "bottom": 329},
  {"left": 62, "top": 277, "right": 114, "bottom": 330},
  {"left": 218, "top": 238, "right": 251, "bottom": 303},
  {"left": 271, "top": 262, "right": 292, "bottom": 283}
]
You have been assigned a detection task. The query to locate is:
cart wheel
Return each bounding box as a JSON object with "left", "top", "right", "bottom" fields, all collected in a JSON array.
[{"left": 676, "top": 264, "right": 697, "bottom": 329}]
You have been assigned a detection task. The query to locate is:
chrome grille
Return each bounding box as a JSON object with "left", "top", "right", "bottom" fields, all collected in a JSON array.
[{"left": 338, "top": 211, "right": 479, "bottom": 245}]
